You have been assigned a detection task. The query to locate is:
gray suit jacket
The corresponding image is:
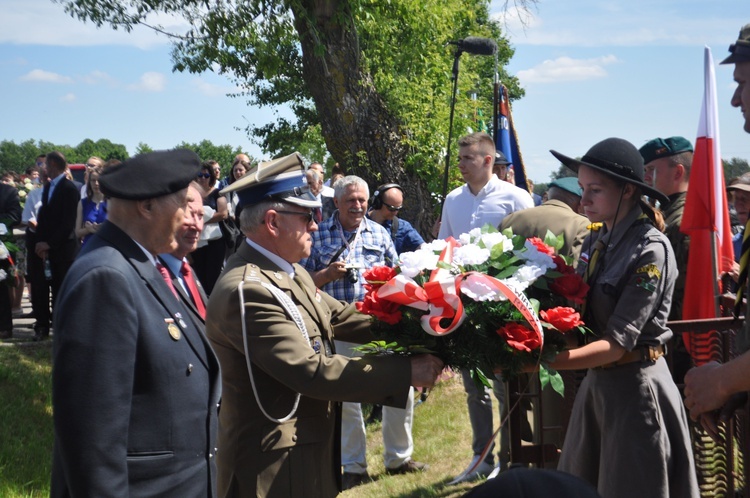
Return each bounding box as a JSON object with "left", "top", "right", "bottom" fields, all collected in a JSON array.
[{"left": 51, "top": 221, "right": 221, "bottom": 498}]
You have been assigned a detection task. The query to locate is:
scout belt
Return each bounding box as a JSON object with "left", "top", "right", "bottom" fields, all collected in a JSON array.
[{"left": 597, "top": 344, "right": 666, "bottom": 369}]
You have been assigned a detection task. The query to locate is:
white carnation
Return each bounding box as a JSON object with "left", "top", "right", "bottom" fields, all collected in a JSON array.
[
  {"left": 515, "top": 240, "right": 555, "bottom": 270},
  {"left": 461, "top": 277, "right": 502, "bottom": 301},
  {"left": 399, "top": 249, "right": 440, "bottom": 278},
  {"left": 0, "top": 269, "right": 8, "bottom": 282},
  {"left": 480, "top": 232, "right": 513, "bottom": 253},
  {"left": 423, "top": 238, "right": 448, "bottom": 253},
  {"left": 453, "top": 244, "right": 490, "bottom": 266},
  {"left": 0, "top": 243, "right": 8, "bottom": 260}
]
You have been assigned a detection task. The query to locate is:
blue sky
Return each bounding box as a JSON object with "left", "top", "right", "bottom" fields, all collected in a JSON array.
[{"left": 0, "top": 0, "right": 748, "bottom": 182}]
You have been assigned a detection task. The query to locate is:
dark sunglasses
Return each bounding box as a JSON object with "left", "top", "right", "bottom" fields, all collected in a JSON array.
[
  {"left": 383, "top": 203, "right": 403, "bottom": 212},
  {"left": 275, "top": 209, "right": 315, "bottom": 224},
  {"left": 197, "top": 172, "right": 211, "bottom": 179}
]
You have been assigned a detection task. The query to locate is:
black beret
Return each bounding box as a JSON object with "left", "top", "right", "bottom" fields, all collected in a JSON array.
[{"left": 99, "top": 149, "right": 201, "bottom": 200}]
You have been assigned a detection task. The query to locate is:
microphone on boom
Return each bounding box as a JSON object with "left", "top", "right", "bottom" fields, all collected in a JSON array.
[{"left": 447, "top": 37, "right": 498, "bottom": 56}]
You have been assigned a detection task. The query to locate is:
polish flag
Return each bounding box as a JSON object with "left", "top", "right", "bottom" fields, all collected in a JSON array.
[{"left": 679, "top": 47, "right": 735, "bottom": 358}]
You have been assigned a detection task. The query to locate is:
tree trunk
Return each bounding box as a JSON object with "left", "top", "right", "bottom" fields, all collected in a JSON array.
[{"left": 291, "top": 0, "right": 437, "bottom": 240}]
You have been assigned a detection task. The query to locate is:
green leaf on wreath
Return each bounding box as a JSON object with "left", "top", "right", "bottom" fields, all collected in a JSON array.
[
  {"left": 471, "top": 367, "right": 491, "bottom": 389},
  {"left": 543, "top": 230, "right": 564, "bottom": 252},
  {"left": 540, "top": 365, "right": 564, "bottom": 397}
]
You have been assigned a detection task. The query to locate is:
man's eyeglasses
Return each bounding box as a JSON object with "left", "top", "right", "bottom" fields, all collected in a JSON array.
[
  {"left": 383, "top": 203, "right": 403, "bottom": 212},
  {"left": 197, "top": 172, "right": 211, "bottom": 179},
  {"left": 275, "top": 210, "right": 316, "bottom": 224}
]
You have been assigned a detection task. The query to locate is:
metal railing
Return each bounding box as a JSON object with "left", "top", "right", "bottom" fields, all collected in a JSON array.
[{"left": 507, "top": 314, "right": 749, "bottom": 497}]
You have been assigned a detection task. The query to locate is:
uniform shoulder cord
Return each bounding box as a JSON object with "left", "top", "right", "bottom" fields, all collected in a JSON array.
[{"left": 238, "top": 267, "right": 310, "bottom": 424}]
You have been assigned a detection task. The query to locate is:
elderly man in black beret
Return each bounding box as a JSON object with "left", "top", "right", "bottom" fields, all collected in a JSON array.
[{"left": 51, "top": 150, "right": 222, "bottom": 498}]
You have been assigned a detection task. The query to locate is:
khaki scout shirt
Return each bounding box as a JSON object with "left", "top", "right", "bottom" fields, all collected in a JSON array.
[{"left": 577, "top": 206, "right": 676, "bottom": 351}]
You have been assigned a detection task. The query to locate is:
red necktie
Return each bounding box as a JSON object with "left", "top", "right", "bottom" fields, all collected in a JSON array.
[
  {"left": 181, "top": 261, "right": 207, "bottom": 319},
  {"left": 156, "top": 262, "right": 178, "bottom": 298}
]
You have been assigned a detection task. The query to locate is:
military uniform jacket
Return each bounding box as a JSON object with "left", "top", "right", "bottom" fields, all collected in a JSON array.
[
  {"left": 499, "top": 199, "right": 590, "bottom": 264},
  {"left": 206, "top": 242, "right": 412, "bottom": 498},
  {"left": 662, "top": 191, "right": 688, "bottom": 321},
  {"left": 51, "top": 221, "right": 221, "bottom": 498}
]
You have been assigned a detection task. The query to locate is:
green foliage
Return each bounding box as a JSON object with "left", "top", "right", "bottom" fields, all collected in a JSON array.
[
  {"left": 0, "top": 138, "right": 129, "bottom": 172},
  {"left": 173, "top": 140, "right": 247, "bottom": 178},
  {"left": 0, "top": 344, "right": 53, "bottom": 497},
  {"left": 54, "top": 0, "right": 524, "bottom": 195},
  {"left": 724, "top": 157, "right": 750, "bottom": 181}
]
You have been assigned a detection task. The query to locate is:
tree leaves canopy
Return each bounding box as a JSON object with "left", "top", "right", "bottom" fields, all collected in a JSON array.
[{"left": 53, "top": 0, "right": 526, "bottom": 233}]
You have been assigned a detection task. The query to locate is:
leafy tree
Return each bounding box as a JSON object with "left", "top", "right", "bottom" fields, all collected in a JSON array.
[
  {"left": 0, "top": 140, "right": 41, "bottom": 173},
  {"left": 135, "top": 142, "right": 154, "bottom": 155},
  {"left": 175, "top": 140, "right": 246, "bottom": 179},
  {"left": 549, "top": 162, "right": 577, "bottom": 181},
  {"left": 54, "top": 0, "right": 529, "bottom": 234},
  {"left": 724, "top": 157, "right": 750, "bottom": 181}
]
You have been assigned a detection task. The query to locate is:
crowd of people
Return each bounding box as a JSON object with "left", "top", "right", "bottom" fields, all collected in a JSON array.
[{"left": 0, "top": 20, "right": 746, "bottom": 498}]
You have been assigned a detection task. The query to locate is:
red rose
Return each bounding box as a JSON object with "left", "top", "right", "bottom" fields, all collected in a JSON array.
[
  {"left": 528, "top": 237, "right": 555, "bottom": 256},
  {"left": 550, "top": 273, "right": 589, "bottom": 304},
  {"left": 362, "top": 266, "right": 397, "bottom": 289},
  {"left": 540, "top": 307, "right": 584, "bottom": 332},
  {"left": 356, "top": 291, "right": 402, "bottom": 325},
  {"left": 496, "top": 323, "right": 542, "bottom": 352},
  {"left": 552, "top": 255, "right": 574, "bottom": 274}
]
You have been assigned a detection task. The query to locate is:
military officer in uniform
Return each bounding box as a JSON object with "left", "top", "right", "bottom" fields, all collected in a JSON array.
[
  {"left": 500, "top": 177, "right": 589, "bottom": 265},
  {"left": 51, "top": 150, "right": 222, "bottom": 497},
  {"left": 207, "top": 153, "right": 443, "bottom": 498}
]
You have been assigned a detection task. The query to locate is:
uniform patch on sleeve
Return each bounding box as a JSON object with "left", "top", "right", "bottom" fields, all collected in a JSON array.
[
  {"left": 634, "top": 264, "right": 661, "bottom": 293},
  {"left": 636, "top": 264, "right": 661, "bottom": 279}
]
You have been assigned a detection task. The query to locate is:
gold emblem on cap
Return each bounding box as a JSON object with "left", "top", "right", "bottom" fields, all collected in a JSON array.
[{"left": 168, "top": 323, "right": 181, "bottom": 341}]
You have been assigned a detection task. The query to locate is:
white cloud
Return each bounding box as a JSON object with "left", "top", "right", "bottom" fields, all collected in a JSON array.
[
  {"left": 517, "top": 55, "right": 618, "bottom": 84},
  {"left": 61, "top": 93, "right": 76, "bottom": 102},
  {"left": 81, "top": 70, "right": 118, "bottom": 86},
  {"left": 490, "top": 1, "right": 738, "bottom": 47},
  {"left": 19, "top": 69, "right": 73, "bottom": 84},
  {"left": 128, "top": 72, "right": 167, "bottom": 92},
  {"left": 0, "top": 0, "right": 188, "bottom": 49},
  {"left": 191, "top": 78, "right": 239, "bottom": 97}
]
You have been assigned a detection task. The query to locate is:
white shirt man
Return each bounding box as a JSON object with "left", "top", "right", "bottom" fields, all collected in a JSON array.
[{"left": 438, "top": 132, "right": 533, "bottom": 483}]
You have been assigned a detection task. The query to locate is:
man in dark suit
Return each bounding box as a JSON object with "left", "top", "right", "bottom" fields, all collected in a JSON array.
[
  {"left": 0, "top": 181, "right": 21, "bottom": 339},
  {"left": 33, "top": 151, "right": 80, "bottom": 340},
  {"left": 159, "top": 183, "right": 208, "bottom": 323},
  {"left": 51, "top": 150, "right": 222, "bottom": 497},
  {"left": 207, "top": 153, "right": 443, "bottom": 498}
]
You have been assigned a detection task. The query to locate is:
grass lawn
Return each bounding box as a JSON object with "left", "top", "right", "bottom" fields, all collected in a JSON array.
[
  {"left": 0, "top": 342, "right": 54, "bottom": 498},
  {"left": 0, "top": 342, "right": 486, "bottom": 497}
]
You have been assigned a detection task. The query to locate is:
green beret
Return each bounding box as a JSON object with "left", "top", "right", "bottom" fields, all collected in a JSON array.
[
  {"left": 549, "top": 177, "right": 582, "bottom": 197},
  {"left": 639, "top": 136, "right": 693, "bottom": 165},
  {"left": 721, "top": 23, "right": 750, "bottom": 64},
  {"left": 99, "top": 149, "right": 201, "bottom": 200}
]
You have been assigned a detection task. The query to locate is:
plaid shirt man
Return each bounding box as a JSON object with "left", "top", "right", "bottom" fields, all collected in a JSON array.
[{"left": 301, "top": 211, "right": 398, "bottom": 303}]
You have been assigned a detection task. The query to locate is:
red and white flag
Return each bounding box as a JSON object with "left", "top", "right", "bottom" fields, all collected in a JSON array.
[{"left": 680, "top": 46, "right": 734, "bottom": 357}]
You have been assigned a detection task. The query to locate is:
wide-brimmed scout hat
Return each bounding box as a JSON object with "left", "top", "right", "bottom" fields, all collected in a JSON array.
[
  {"left": 550, "top": 137, "right": 669, "bottom": 205},
  {"left": 721, "top": 23, "right": 750, "bottom": 64},
  {"left": 221, "top": 152, "right": 321, "bottom": 209},
  {"left": 99, "top": 149, "right": 200, "bottom": 200}
]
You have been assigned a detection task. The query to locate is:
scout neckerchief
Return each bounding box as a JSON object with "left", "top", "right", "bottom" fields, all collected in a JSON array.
[{"left": 735, "top": 217, "right": 750, "bottom": 317}]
